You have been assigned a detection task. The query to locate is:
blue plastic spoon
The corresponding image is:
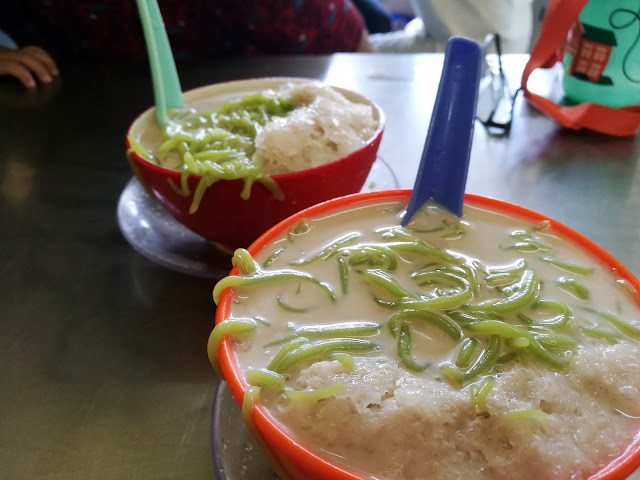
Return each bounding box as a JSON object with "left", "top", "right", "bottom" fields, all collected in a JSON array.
[{"left": 402, "top": 37, "right": 483, "bottom": 225}]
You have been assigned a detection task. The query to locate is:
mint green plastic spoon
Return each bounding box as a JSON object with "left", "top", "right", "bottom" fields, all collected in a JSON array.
[{"left": 135, "top": 0, "right": 184, "bottom": 126}]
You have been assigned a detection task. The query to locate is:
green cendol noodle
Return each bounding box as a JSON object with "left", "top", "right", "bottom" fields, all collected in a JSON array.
[{"left": 129, "top": 91, "right": 295, "bottom": 213}]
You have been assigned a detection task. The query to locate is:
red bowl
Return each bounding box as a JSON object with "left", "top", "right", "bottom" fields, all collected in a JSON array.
[
  {"left": 214, "top": 189, "right": 640, "bottom": 480},
  {"left": 125, "top": 78, "right": 384, "bottom": 249}
]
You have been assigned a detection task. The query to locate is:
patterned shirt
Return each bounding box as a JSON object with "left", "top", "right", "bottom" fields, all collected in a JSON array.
[{"left": 0, "top": 0, "right": 366, "bottom": 60}]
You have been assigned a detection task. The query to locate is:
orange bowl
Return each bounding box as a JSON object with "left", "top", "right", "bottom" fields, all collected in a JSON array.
[
  {"left": 215, "top": 189, "right": 640, "bottom": 480},
  {"left": 125, "top": 78, "right": 384, "bottom": 249}
]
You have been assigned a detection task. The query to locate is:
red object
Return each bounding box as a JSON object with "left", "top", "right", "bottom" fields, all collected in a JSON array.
[
  {"left": 126, "top": 78, "right": 384, "bottom": 249},
  {"left": 566, "top": 21, "right": 583, "bottom": 56},
  {"left": 569, "top": 38, "right": 610, "bottom": 81},
  {"left": 521, "top": 0, "right": 640, "bottom": 136},
  {"left": 216, "top": 189, "right": 640, "bottom": 480},
  {"left": 566, "top": 21, "right": 615, "bottom": 82}
]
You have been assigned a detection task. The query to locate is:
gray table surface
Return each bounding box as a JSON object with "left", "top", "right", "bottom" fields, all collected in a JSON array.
[{"left": 1, "top": 54, "right": 638, "bottom": 480}]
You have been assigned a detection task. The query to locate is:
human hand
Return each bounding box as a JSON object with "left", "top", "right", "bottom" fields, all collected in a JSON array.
[{"left": 0, "top": 46, "right": 59, "bottom": 88}]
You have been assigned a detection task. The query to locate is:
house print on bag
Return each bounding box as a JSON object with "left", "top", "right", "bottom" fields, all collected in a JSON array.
[{"left": 566, "top": 20, "right": 617, "bottom": 85}]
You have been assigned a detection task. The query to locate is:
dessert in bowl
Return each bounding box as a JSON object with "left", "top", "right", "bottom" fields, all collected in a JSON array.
[
  {"left": 125, "top": 78, "right": 385, "bottom": 248},
  {"left": 210, "top": 190, "right": 640, "bottom": 480}
]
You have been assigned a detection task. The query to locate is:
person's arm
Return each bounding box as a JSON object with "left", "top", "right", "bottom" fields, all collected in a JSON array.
[
  {"left": 351, "top": 0, "right": 392, "bottom": 34},
  {"left": 0, "top": 3, "right": 59, "bottom": 87},
  {"left": 0, "top": 45, "right": 59, "bottom": 87}
]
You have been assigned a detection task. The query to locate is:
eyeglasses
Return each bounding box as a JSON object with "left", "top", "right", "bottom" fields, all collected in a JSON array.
[{"left": 476, "top": 33, "right": 518, "bottom": 135}]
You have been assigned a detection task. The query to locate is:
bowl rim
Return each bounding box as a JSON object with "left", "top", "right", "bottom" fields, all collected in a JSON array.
[
  {"left": 125, "top": 76, "right": 386, "bottom": 183},
  {"left": 215, "top": 189, "right": 640, "bottom": 480}
]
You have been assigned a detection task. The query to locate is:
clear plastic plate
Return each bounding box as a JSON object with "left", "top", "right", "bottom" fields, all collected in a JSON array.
[
  {"left": 211, "top": 381, "right": 277, "bottom": 480},
  {"left": 117, "top": 156, "right": 399, "bottom": 279}
]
